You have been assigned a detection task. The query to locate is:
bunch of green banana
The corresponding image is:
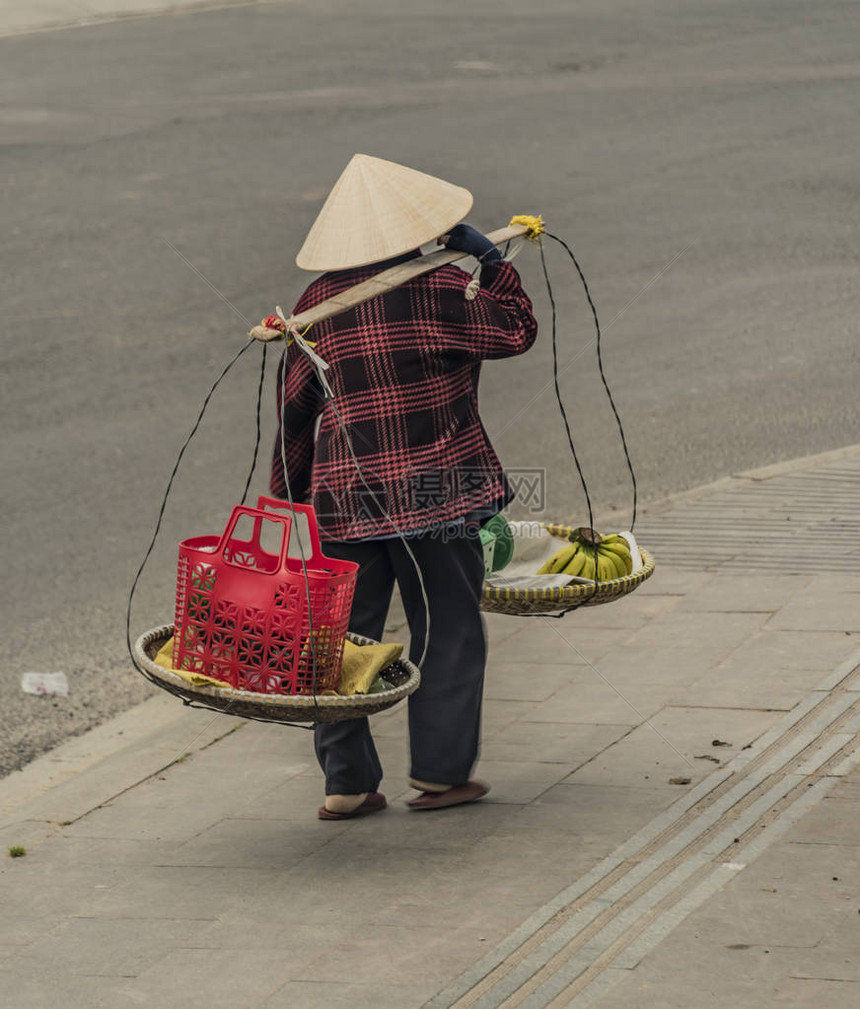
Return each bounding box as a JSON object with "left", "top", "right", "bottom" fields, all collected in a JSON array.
[{"left": 536, "top": 529, "right": 633, "bottom": 581}]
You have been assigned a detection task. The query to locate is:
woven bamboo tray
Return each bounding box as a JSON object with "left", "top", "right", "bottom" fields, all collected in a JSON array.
[
  {"left": 133, "top": 625, "right": 420, "bottom": 724},
  {"left": 481, "top": 524, "right": 655, "bottom": 616}
]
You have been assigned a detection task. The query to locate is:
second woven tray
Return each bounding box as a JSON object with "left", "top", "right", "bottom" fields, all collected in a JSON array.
[{"left": 481, "top": 524, "right": 655, "bottom": 616}]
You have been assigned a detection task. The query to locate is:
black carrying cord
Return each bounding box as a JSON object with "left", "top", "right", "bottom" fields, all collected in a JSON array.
[
  {"left": 545, "top": 231, "right": 638, "bottom": 531},
  {"left": 239, "top": 341, "right": 268, "bottom": 506},
  {"left": 538, "top": 239, "right": 596, "bottom": 535},
  {"left": 125, "top": 339, "right": 317, "bottom": 730},
  {"left": 519, "top": 232, "right": 639, "bottom": 618},
  {"left": 126, "top": 338, "right": 256, "bottom": 673}
]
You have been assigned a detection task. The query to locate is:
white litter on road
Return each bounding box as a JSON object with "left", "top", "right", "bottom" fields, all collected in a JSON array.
[{"left": 21, "top": 672, "right": 69, "bottom": 696}]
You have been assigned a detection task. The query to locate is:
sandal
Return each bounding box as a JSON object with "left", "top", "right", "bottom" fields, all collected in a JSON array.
[
  {"left": 407, "top": 780, "right": 489, "bottom": 810},
  {"left": 318, "top": 791, "right": 387, "bottom": 820}
]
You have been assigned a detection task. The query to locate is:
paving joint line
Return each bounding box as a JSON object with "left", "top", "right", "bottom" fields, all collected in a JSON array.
[{"left": 53, "top": 714, "right": 238, "bottom": 827}]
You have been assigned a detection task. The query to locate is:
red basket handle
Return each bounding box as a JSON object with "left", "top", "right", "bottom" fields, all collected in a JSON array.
[
  {"left": 256, "top": 496, "right": 324, "bottom": 564},
  {"left": 215, "top": 505, "right": 294, "bottom": 571}
]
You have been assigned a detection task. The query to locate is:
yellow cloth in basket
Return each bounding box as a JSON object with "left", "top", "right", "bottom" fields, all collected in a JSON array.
[
  {"left": 338, "top": 639, "right": 403, "bottom": 694},
  {"left": 154, "top": 636, "right": 402, "bottom": 695}
]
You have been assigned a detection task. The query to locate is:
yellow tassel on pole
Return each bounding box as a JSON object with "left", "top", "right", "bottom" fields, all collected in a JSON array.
[{"left": 509, "top": 214, "right": 545, "bottom": 241}]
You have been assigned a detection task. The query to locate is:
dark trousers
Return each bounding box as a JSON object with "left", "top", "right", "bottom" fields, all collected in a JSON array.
[{"left": 316, "top": 530, "right": 487, "bottom": 795}]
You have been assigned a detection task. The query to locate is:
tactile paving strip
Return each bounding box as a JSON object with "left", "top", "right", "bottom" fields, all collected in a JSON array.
[
  {"left": 424, "top": 651, "right": 860, "bottom": 1009},
  {"left": 634, "top": 455, "right": 860, "bottom": 572}
]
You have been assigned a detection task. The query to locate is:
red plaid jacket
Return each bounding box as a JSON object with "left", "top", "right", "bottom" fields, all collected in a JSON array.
[{"left": 270, "top": 254, "right": 538, "bottom": 541}]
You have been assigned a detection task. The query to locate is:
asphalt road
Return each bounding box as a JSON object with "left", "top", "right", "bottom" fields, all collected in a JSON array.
[{"left": 1, "top": 0, "right": 858, "bottom": 775}]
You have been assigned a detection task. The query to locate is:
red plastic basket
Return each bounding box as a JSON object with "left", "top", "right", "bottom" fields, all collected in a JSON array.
[{"left": 173, "top": 500, "right": 358, "bottom": 695}]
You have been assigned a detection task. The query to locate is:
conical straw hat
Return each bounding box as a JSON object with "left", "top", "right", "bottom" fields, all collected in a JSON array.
[{"left": 296, "top": 154, "right": 473, "bottom": 272}]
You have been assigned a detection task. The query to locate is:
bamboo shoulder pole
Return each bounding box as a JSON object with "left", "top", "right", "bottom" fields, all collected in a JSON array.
[{"left": 251, "top": 222, "right": 532, "bottom": 340}]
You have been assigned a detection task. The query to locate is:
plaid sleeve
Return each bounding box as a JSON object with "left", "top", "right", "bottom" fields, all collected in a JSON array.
[
  {"left": 269, "top": 343, "right": 325, "bottom": 503},
  {"left": 439, "top": 260, "right": 538, "bottom": 361}
]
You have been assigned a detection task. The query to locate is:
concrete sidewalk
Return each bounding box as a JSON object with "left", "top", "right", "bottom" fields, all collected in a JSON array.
[
  {"left": 0, "top": 446, "right": 858, "bottom": 1008},
  {"left": 0, "top": 0, "right": 257, "bottom": 37}
]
